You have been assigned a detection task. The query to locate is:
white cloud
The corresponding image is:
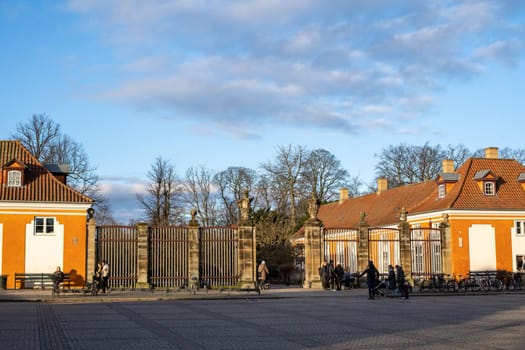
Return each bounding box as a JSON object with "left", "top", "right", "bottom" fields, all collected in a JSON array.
[{"left": 67, "top": 0, "right": 525, "bottom": 137}]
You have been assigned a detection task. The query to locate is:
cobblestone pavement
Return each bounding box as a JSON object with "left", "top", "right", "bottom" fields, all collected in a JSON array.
[{"left": 1, "top": 288, "right": 524, "bottom": 349}]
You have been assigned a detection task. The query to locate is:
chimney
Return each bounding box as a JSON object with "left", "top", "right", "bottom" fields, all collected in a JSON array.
[
  {"left": 377, "top": 178, "right": 388, "bottom": 195},
  {"left": 485, "top": 147, "right": 499, "bottom": 159},
  {"left": 339, "top": 188, "right": 349, "bottom": 203},
  {"left": 442, "top": 159, "right": 454, "bottom": 173}
]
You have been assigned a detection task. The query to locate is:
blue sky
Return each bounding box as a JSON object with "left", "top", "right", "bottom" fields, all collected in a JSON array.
[{"left": 1, "top": 0, "right": 524, "bottom": 223}]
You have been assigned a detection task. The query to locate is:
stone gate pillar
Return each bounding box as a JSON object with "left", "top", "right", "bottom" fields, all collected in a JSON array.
[
  {"left": 398, "top": 207, "right": 412, "bottom": 280},
  {"left": 237, "top": 190, "right": 256, "bottom": 288},
  {"left": 86, "top": 208, "right": 97, "bottom": 284},
  {"left": 188, "top": 209, "right": 200, "bottom": 287},
  {"left": 135, "top": 223, "right": 149, "bottom": 289},
  {"left": 303, "top": 196, "right": 323, "bottom": 289},
  {"left": 440, "top": 213, "right": 452, "bottom": 275},
  {"left": 357, "top": 212, "right": 369, "bottom": 274}
]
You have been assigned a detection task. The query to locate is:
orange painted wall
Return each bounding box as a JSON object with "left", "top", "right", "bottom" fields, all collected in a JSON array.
[
  {"left": 449, "top": 217, "right": 514, "bottom": 278},
  {"left": 0, "top": 210, "right": 87, "bottom": 289}
]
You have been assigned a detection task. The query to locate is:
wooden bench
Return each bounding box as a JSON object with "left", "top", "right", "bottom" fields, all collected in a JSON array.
[{"left": 14, "top": 273, "right": 71, "bottom": 290}]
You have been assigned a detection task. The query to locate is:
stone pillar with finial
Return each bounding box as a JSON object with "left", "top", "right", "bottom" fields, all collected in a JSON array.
[
  {"left": 357, "top": 211, "right": 369, "bottom": 275},
  {"left": 303, "top": 195, "right": 323, "bottom": 289},
  {"left": 440, "top": 213, "right": 452, "bottom": 275},
  {"left": 398, "top": 207, "right": 412, "bottom": 280},
  {"left": 135, "top": 222, "right": 150, "bottom": 289},
  {"left": 237, "top": 190, "right": 256, "bottom": 288},
  {"left": 188, "top": 209, "right": 200, "bottom": 288},
  {"left": 86, "top": 207, "right": 97, "bottom": 285}
]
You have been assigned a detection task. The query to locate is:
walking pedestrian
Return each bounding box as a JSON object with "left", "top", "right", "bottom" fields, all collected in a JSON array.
[
  {"left": 257, "top": 260, "right": 269, "bottom": 289},
  {"left": 396, "top": 264, "right": 409, "bottom": 299},
  {"left": 319, "top": 260, "right": 329, "bottom": 289},
  {"left": 334, "top": 262, "right": 344, "bottom": 290},
  {"left": 387, "top": 264, "right": 396, "bottom": 295},
  {"left": 327, "top": 260, "right": 336, "bottom": 291},
  {"left": 101, "top": 260, "right": 110, "bottom": 294},
  {"left": 359, "top": 260, "right": 379, "bottom": 299}
]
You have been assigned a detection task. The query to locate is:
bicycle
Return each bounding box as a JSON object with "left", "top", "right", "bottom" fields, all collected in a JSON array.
[
  {"left": 503, "top": 272, "right": 522, "bottom": 291},
  {"left": 458, "top": 273, "right": 482, "bottom": 292},
  {"left": 481, "top": 272, "right": 503, "bottom": 292}
]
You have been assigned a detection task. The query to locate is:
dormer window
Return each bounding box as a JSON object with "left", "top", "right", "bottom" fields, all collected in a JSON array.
[
  {"left": 438, "top": 184, "right": 446, "bottom": 199},
  {"left": 484, "top": 181, "right": 495, "bottom": 196},
  {"left": 7, "top": 170, "right": 22, "bottom": 187},
  {"left": 474, "top": 169, "right": 499, "bottom": 197}
]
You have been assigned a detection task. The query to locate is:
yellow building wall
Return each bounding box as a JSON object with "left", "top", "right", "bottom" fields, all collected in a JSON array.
[
  {"left": 0, "top": 208, "right": 87, "bottom": 289},
  {"left": 449, "top": 217, "right": 515, "bottom": 278}
]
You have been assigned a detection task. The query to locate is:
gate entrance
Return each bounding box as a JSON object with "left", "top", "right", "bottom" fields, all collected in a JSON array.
[{"left": 323, "top": 228, "right": 358, "bottom": 273}]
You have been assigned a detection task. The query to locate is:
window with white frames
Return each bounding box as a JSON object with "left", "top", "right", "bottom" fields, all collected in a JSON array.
[
  {"left": 438, "top": 184, "right": 446, "bottom": 199},
  {"left": 517, "top": 255, "right": 524, "bottom": 271},
  {"left": 515, "top": 221, "right": 525, "bottom": 235},
  {"left": 34, "top": 217, "right": 55, "bottom": 235},
  {"left": 7, "top": 170, "right": 21, "bottom": 187},
  {"left": 484, "top": 181, "right": 495, "bottom": 195}
]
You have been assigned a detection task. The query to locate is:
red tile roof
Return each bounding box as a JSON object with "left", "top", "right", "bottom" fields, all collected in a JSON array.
[
  {"left": 315, "top": 157, "right": 525, "bottom": 229},
  {"left": 0, "top": 140, "right": 93, "bottom": 203}
]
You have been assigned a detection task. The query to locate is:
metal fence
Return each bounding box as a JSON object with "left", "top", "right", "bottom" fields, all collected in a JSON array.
[
  {"left": 323, "top": 228, "right": 358, "bottom": 273},
  {"left": 199, "top": 227, "right": 239, "bottom": 287},
  {"left": 96, "top": 226, "right": 138, "bottom": 288},
  {"left": 96, "top": 225, "right": 241, "bottom": 289},
  {"left": 368, "top": 227, "right": 401, "bottom": 275},
  {"left": 410, "top": 227, "right": 442, "bottom": 280},
  {"left": 149, "top": 226, "right": 189, "bottom": 288}
]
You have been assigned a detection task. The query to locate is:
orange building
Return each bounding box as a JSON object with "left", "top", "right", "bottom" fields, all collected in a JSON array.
[
  {"left": 306, "top": 147, "right": 525, "bottom": 278},
  {"left": 0, "top": 140, "right": 93, "bottom": 289}
]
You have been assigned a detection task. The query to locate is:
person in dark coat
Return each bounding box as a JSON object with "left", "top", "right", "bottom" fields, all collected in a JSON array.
[
  {"left": 319, "top": 260, "right": 328, "bottom": 289},
  {"left": 360, "top": 260, "right": 379, "bottom": 299},
  {"left": 334, "top": 262, "right": 344, "bottom": 290},
  {"left": 396, "top": 264, "right": 409, "bottom": 299},
  {"left": 387, "top": 264, "right": 396, "bottom": 295},
  {"left": 327, "top": 260, "right": 336, "bottom": 290}
]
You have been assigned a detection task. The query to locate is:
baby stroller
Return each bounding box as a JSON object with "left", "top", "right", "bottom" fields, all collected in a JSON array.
[
  {"left": 374, "top": 279, "right": 387, "bottom": 297},
  {"left": 342, "top": 272, "right": 357, "bottom": 289}
]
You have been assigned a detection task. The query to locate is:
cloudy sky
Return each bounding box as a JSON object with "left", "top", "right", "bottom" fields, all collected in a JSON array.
[{"left": 1, "top": 0, "right": 524, "bottom": 223}]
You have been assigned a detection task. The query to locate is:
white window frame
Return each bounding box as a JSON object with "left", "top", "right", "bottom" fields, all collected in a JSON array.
[
  {"left": 438, "top": 184, "right": 446, "bottom": 199},
  {"left": 517, "top": 255, "right": 524, "bottom": 271},
  {"left": 484, "top": 181, "right": 495, "bottom": 196},
  {"left": 515, "top": 221, "right": 525, "bottom": 235},
  {"left": 34, "top": 217, "right": 56, "bottom": 235},
  {"left": 7, "top": 170, "right": 22, "bottom": 187}
]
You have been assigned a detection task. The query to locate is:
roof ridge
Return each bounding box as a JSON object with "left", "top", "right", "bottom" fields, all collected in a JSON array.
[{"left": 449, "top": 158, "right": 472, "bottom": 208}]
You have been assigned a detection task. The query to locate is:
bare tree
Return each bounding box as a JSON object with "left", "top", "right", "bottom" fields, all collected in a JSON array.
[
  {"left": 375, "top": 143, "right": 446, "bottom": 188},
  {"left": 374, "top": 144, "right": 414, "bottom": 187},
  {"left": 11, "top": 114, "right": 60, "bottom": 161},
  {"left": 260, "top": 145, "right": 307, "bottom": 227},
  {"left": 301, "top": 148, "right": 349, "bottom": 203},
  {"left": 213, "top": 166, "right": 258, "bottom": 226},
  {"left": 183, "top": 165, "right": 219, "bottom": 227},
  {"left": 410, "top": 142, "right": 443, "bottom": 182},
  {"left": 443, "top": 144, "right": 471, "bottom": 169},
  {"left": 11, "top": 114, "right": 114, "bottom": 223},
  {"left": 137, "top": 157, "right": 183, "bottom": 226}
]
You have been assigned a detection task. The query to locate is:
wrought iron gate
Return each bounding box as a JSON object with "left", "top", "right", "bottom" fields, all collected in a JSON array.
[
  {"left": 410, "top": 227, "right": 442, "bottom": 279},
  {"left": 96, "top": 226, "right": 138, "bottom": 288},
  {"left": 323, "top": 228, "right": 358, "bottom": 273},
  {"left": 368, "top": 227, "right": 401, "bottom": 275},
  {"left": 149, "top": 226, "right": 189, "bottom": 288},
  {"left": 199, "top": 227, "right": 239, "bottom": 287}
]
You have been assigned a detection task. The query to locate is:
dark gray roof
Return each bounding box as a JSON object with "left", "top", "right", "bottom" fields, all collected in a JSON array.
[
  {"left": 439, "top": 173, "right": 460, "bottom": 182},
  {"left": 44, "top": 163, "right": 70, "bottom": 174},
  {"left": 473, "top": 169, "right": 491, "bottom": 180}
]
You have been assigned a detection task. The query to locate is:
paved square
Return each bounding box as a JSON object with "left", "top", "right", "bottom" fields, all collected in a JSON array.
[{"left": 0, "top": 291, "right": 524, "bottom": 349}]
